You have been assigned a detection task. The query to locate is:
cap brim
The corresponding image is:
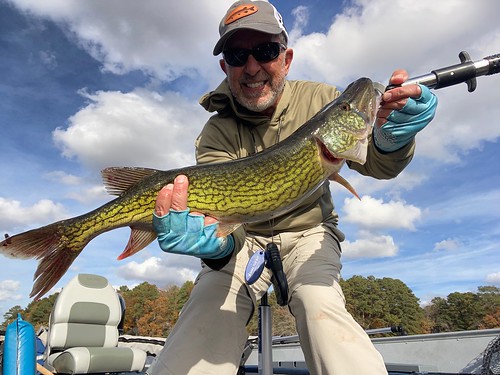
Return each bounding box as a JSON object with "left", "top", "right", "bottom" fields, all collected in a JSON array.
[
  {"left": 213, "top": 30, "right": 238, "bottom": 56},
  {"left": 213, "top": 24, "right": 286, "bottom": 56}
]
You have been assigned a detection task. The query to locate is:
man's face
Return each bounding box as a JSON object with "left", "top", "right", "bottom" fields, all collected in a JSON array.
[{"left": 220, "top": 29, "right": 293, "bottom": 116}]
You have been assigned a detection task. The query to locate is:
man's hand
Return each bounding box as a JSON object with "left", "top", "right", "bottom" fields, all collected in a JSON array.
[
  {"left": 154, "top": 174, "right": 217, "bottom": 225},
  {"left": 153, "top": 175, "right": 234, "bottom": 259},
  {"left": 374, "top": 69, "right": 438, "bottom": 152}
]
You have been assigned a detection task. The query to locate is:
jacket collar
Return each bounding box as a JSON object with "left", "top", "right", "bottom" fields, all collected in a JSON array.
[{"left": 199, "top": 79, "right": 291, "bottom": 127}]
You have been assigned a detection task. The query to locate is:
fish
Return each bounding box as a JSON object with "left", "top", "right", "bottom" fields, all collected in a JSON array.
[{"left": 0, "top": 77, "right": 380, "bottom": 299}]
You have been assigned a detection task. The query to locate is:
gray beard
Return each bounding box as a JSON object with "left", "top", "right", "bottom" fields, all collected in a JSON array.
[{"left": 234, "top": 77, "right": 286, "bottom": 113}]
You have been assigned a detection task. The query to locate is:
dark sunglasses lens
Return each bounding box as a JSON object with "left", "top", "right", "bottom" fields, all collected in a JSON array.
[
  {"left": 223, "top": 48, "right": 250, "bottom": 67},
  {"left": 253, "top": 43, "right": 281, "bottom": 62},
  {"left": 224, "top": 42, "right": 282, "bottom": 67}
]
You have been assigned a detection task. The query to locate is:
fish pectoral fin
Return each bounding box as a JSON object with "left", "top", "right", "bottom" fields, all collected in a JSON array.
[
  {"left": 217, "top": 223, "right": 242, "bottom": 238},
  {"left": 102, "top": 167, "right": 161, "bottom": 196},
  {"left": 330, "top": 173, "right": 361, "bottom": 200},
  {"left": 117, "top": 227, "right": 157, "bottom": 260}
]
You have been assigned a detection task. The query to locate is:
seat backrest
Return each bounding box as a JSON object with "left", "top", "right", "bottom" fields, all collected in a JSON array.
[{"left": 47, "top": 274, "right": 122, "bottom": 353}]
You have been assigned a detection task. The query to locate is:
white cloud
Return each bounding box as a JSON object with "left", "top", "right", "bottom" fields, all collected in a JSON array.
[
  {"left": 342, "top": 195, "right": 421, "bottom": 231},
  {"left": 40, "top": 171, "right": 109, "bottom": 207},
  {"left": 44, "top": 172, "right": 110, "bottom": 204},
  {"left": 0, "top": 280, "right": 22, "bottom": 301},
  {"left": 288, "top": 5, "right": 309, "bottom": 43},
  {"left": 44, "top": 170, "right": 85, "bottom": 185},
  {"left": 53, "top": 88, "right": 209, "bottom": 172},
  {"left": 8, "top": 0, "right": 232, "bottom": 85},
  {"left": 342, "top": 234, "right": 398, "bottom": 259},
  {"left": 416, "top": 80, "right": 500, "bottom": 163},
  {"left": 434, "top": 238, "right": 461, "bottom": 252},
  {"left": 117, "top": 255, "right": 200, "bottom": 287},
  {"left": 486, "top": 272, "right": 500, "bottom": 285},
  {"left": 332, "top": 169, "right": 429, "bottom": 199},
  {"left": 65, "top": 185, "right": 108, "bottom": 204},
  {"left": 0, "top": 197, "right": 69, "bottom": 232}
]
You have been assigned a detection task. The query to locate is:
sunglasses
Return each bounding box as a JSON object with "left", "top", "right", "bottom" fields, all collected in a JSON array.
[{"left": 223, "top": 42, "right": 286, "bottom": 67}]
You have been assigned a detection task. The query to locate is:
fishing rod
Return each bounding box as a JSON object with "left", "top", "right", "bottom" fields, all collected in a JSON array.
[{"left": 380, "top": 51, "right": 500, "bottom": 92}]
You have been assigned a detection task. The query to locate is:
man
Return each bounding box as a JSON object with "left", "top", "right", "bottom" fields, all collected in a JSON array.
[{"left": 148, "top": 1, "right": 437, "bottom": 374}]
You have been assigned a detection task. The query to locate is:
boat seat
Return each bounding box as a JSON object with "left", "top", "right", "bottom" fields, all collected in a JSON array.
[{"left": 44, "top": 273, "right": 146, "bottom": 374}]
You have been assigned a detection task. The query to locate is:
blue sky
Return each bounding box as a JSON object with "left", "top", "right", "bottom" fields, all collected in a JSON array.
[{"left": 0, "top": 0, "right": 499, "bottom": 319}]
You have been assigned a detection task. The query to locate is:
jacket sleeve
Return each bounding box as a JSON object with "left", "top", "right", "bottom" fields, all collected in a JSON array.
[
  {"left": 195, "top": 115, "right": 241, "bottom": 164},
  {"left": 347, "top": 133, "right": 415, "bottom": 179}
]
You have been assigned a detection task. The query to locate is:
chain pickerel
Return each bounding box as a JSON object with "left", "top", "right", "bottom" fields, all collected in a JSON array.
[{"left": 0, "top": 78, "right": 380, "bottom": 299}]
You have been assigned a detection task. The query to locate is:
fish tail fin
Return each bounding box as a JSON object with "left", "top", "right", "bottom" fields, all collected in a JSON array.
[{"left": 1, "top": 222, "right": 84, "bottom": 299}]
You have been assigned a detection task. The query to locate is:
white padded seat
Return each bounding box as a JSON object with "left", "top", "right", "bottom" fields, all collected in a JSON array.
[{"left": 44, "top": 274, "right": 146, "bottom": 374}]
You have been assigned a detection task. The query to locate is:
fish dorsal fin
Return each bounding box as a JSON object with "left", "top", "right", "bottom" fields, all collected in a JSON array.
[{"left": 102, "top": 167, "right": 160, "bottom": 196}]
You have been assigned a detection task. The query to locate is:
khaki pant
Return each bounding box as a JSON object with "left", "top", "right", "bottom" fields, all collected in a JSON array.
[{"left": 147, "top": 224, "right": 388, "bottom": 375}]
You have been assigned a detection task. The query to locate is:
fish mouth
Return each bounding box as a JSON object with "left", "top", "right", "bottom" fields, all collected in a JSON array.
[
  {"left": 343, "top": 78, "right": 381, "bottom": 125},
  {"left": 317, "top": 138, "right": 345, "bottom": 165}
]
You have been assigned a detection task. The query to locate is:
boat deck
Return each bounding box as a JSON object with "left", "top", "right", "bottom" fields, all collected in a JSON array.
[
  {"left": 238, "top": 328, "right": 500, "bottom": 374},
  {"left": 2, "top": 328, "right": 499, "bottom": 374}
]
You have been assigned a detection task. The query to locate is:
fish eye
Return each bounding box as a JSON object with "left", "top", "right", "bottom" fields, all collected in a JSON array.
[{"left": 339, "top": 102, "right": 351, "bottom": 111}]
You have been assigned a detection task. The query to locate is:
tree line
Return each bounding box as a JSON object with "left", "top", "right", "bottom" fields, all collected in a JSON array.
[{"left": 1, "top": 276, "right": 498, "bottom": 337}]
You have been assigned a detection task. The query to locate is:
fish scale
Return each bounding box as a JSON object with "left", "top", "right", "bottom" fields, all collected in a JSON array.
[
  {"left": 185, "top": 137, "right": 323, "bottom": 221},
  {"left": 0, "top": 77, "right": 379, "bottom": 299}
]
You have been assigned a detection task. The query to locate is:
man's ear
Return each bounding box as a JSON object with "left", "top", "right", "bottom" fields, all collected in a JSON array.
[
  {"left": 284, "top": 48, "right": 294, "bottom": 74},
  {"left": 219, "top": 59, "right": 227, "bottom": 74}
]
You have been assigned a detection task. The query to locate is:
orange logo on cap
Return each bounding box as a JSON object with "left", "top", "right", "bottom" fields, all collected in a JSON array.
[{"left": 225, "top": 4, "right": 258, "bottom": 25}]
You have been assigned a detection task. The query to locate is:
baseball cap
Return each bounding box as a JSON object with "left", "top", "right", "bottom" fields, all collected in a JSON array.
[{"left": 213, "top": 0, "right": 288, "bottom": 56}]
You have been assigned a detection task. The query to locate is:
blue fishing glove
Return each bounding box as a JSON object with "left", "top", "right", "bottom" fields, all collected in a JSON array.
[
  {"left": 152, "top": 209, "right": 234, "bottom": 259},
  {"left": 374, "top": 84, "right": 437, "bottom": 152}
]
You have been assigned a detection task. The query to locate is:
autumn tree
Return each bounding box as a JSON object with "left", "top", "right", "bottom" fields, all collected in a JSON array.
[
  {"left": 341, "top": 275, "right": 384, "bottom": 328},
  {"left": 424, "top": 296, "right": 452, "bottom": 332},
  {"left": 24, "top": 293, "right": 58, "bottom": 329},
  {"left": 446, "top": 292, "right": 484, "bottom": 330},
  {"left": 2, "top": 305, "right": 24, "bottom": 328},
  {"left": 378, "top": 277, "right": 425, "bottom": 334},
  {"left": 341, "top": 275, "right": 426, "bottom": 334},
  {"left": 270, "top": 293, "right": 297, "bottom": 336},
  {"left": 246, "top": 291, "right": 297, "bottom": 337},
  {"left": 177, "top": 281, "right": 194, "bottom": 306},
  {"left": 477, "top": 286, "right": 500, "bottom": 329},
  {"left": 425, "top": 286, "right": 500, "bottom": 332},
  {"left": 2, "top": 278, "right": 496, "bottom": 337},
  {"left": 135, "top": 281, "right": 194, "bottom": 337},
  {"left": 136, "top": 289, "right": 170, "bottom": 337},
  {"left": 120, "top": 282, "right": 160, "bottom": 334}
]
